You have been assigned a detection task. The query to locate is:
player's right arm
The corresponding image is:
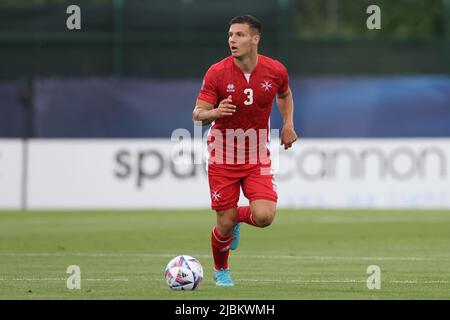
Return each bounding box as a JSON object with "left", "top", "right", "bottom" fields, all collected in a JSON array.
[{"left": 192, "top": 95, "right": 236, "bottom": 126}]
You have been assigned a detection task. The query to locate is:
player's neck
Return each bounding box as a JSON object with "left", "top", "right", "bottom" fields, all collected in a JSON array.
[{"left": 233, "top": 53, "right": 258, "bottom": 74}]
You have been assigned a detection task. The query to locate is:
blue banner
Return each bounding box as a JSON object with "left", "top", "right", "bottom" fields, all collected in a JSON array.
[
  {"left": 0, "top": 82, "right": 29, "bottom": 138},
  {"left": 20, "top": 76, "right": 450, "bottom": 138}
]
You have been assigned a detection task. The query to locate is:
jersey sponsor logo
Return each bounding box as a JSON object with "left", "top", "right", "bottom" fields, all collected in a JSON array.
[
  {"left": 226, "top": 84, "right": 235, "bottom": 93},
  {"left": 261, "top": 80, "right": 272, "bottom": 92}
]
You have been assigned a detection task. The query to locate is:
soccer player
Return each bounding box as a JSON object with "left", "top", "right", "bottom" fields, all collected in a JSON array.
[{"left": 192, "top": 15, "right": 298, "bottom": 286}]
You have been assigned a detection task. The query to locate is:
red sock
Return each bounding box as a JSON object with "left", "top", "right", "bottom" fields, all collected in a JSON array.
[
  {"left": 211, "top": 227, "right": 232, "bottom": 270},
  {"left": 236, "top": 206, "right": 257, "bottom": 226}
]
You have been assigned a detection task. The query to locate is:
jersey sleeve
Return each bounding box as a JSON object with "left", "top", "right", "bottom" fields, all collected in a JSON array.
[
  {"left": 277, "top": 63, "right": 289, "bottom": 95},
  {"left": 197, "top": 66, "right": 219, "bottom": 105}
]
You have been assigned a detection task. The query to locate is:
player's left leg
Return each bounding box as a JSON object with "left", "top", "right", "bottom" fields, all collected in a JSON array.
[
  {"left": 249, "top": 199, "right": 277, "bottom": 227},
  {"left": 231, "top": 165, "right": 278, "bottom": 251},
  {"left": 239, "top": 165, "right": 278, "bottom": 228}
]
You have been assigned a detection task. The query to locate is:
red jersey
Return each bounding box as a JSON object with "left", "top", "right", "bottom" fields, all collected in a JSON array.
[{"left": 197, "top": 54, "right": 289, "bottom": 167}]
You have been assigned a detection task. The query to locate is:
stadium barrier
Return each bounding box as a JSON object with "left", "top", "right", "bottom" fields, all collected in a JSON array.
[
  {"left": 1, "top": 138, "right": 449, "bottom": 210},
  {"left": 2, "top": 77, "right": 450, "bottom": 138},
  {"left": 31, "top": 77, "right": 450, "bottom": 138}
]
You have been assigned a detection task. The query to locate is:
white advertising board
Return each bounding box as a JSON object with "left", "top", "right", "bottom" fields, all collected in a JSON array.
[
  {"left": 272, "top": 139, "right": 450, "bottom": 208},
  {"left": 0, "top": 139, "right": 23, "bottom": 209},
  {"left": 27, "top": 139, "right": 210, "bottom": 209},
  {"left": 25, "top": 138, "right": 450, "bottom": 209}
]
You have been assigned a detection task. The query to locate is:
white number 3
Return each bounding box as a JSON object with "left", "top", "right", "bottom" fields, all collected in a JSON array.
[{"left": 244, "top": 88, "right": 253, "bottom": 106}]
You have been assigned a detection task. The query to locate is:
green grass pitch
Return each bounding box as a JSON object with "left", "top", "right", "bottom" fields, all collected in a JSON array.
[{"left": 0, "top": 209, "right": 449, "bottom": 299}]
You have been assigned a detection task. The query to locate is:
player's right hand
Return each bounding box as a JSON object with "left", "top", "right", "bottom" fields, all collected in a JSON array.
[{"left": 213, "top": 95, "right": 236, "bottom": 119}]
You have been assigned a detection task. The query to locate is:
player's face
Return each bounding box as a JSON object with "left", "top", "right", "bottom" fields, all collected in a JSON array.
[{"left": 228, "top": 23, "right": 259, "bottom": 59}]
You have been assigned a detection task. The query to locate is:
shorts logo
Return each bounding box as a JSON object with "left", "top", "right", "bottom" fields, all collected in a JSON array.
[
  {"left": 212, "top": 191, "right": 222, "bottom": 201},
  {"left": 226, "top": 84, "right": 235, "bottom": 92}
]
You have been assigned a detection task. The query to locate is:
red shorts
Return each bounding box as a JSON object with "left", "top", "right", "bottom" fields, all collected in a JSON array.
[{"left": 208, "top": 163, "right": 278, "bottom": 211}]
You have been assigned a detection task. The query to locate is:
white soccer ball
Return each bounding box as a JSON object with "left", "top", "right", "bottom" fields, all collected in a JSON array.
[{"left": 164, "top": 255, "right": 203, "bottom": 290}]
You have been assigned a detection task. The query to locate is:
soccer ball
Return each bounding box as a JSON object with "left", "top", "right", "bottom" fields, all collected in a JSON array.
[{"left": 164, "top": 255, "right": 203, "bottom": 290}]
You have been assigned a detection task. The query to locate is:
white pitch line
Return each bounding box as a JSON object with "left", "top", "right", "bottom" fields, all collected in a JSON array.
[
  {"left": 0, "top": 278, "right": 128, "bottom": 282},
  {"left": 0, "top": 278, "right": 65, "bottom": 281},
  {"left": 0, "top": 277, "right": 448, "bottom": 285},
  {"left": 1, "top": 252, "right": 450, "bottom": 262},
  {"left": 236, "top": 279, "right": 450, "bottom": 285},
  {"left": 85, "top": 279, "right": 129, "bottom": 282},
  {"left": 142, "top": 278, "right": 450, "bottom": 285},
  {"left": 248, "top": 255, "right": 450, "bottom": 262}
]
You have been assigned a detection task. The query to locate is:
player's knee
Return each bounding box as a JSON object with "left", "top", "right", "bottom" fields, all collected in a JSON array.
[
  {"left": 253, "top": 208, "right": 276, "bottom": 228},
  {"left": 216, "top": 219, "right": 235, "bottom": 237},
  {"left": 255, "top": 216, "right": 273, "bottom": 228}
]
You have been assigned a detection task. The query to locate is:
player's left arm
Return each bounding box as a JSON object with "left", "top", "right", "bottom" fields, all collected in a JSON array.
[{"left": 277, "top": 87, "right": 298, "bottom": 150}]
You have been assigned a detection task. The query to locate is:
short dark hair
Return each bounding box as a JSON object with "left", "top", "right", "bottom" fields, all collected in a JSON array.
[{"left": 229, "top": 15, "right": 262, "bottom": 35}]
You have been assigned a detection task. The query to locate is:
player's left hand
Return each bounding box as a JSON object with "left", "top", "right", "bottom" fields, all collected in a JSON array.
[{"left": 281, "top": 124, "right": 298, "bottom": 150}]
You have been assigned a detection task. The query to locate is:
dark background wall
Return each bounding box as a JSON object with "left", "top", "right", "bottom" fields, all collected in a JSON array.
[
  {"left": 1, "top": 0, "right": 449, "bottom": 78},
  {"left": 1, "top": 0, "right": 449, "bottom": 138}
]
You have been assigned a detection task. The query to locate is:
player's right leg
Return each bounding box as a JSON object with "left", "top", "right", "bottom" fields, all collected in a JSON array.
[
  {"left": 212, "top": 208, "right": 236, "bottom": 286},
  {"left": 208, "top": 171, "right": 240, "bottom": 286}
]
